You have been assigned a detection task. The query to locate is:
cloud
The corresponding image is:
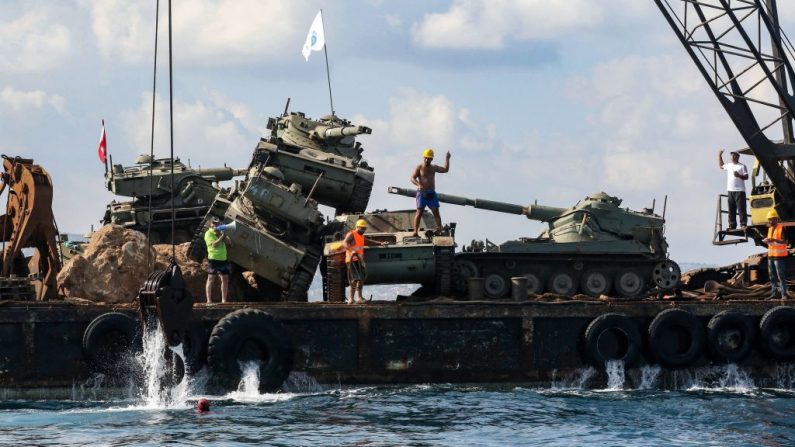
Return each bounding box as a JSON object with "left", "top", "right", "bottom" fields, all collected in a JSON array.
[
  {"left": 118, "top": 92, "right": 260, "bottom": 168},
  {"left": 411, "top": 0, "right": 602, "bottom": 49},
  {"left": 0, "top": 11, "right": 70, "bottom": 73},
  {"left": 0, "top": 87, "right": 66, "bottom": 114},
  {"left": 86, "top": 0, "right": 314, "bottom": 66}
]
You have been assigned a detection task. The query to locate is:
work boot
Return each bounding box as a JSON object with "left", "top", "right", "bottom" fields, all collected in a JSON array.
[{"left": 346, "top": 298, "right": 354, "bottom": 304}]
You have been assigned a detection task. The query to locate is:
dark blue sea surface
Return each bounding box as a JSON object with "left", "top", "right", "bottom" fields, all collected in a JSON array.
[{"left": 2, "top": 377, "right": 794, "bottom": 446}]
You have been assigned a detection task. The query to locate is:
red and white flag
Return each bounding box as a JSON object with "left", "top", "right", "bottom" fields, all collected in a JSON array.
[{"left": 97, "top": 120, "right": 107, "bottom": 164}]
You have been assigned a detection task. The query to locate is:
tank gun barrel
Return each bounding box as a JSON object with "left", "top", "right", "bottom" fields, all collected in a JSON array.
[
  {"left": 193, "top": 167, "right": 247, "bottom": 182},
  {"left": 388, "top": 186, "right": 566, "bottom": 221},
  {"left": 316, "top": 125, "right": 372, "bottom": 140}
]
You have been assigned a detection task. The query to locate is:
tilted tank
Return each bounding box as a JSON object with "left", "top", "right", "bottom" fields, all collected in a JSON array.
[
  {"left": 188, "top": 166, "right": 335, "bottom": 301},
  {"left": 389, "top": 187, "right": 681, "bottom": 299},
  {"left": 104, "top": 155, "right": 246, "bottom": 243},
  {"left": 252, "top": 108, "right": 375, "bottom": 214},
  {"left": 321, "top": 210, "right": 455, "bottom": 301}
]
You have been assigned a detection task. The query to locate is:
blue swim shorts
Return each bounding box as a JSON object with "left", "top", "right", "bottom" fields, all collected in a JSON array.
[{"left": 416, "top": 190, "right": 440, "bottom": 209}]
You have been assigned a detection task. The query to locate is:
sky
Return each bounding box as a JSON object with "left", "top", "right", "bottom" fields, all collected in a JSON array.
[{"left": 2, "top": 0, "right": 795, "bottom": 265}]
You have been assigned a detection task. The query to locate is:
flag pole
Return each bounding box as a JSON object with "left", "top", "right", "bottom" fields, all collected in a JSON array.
[{"left": 320, "top": 10, "right": 335, "bottom": 116}]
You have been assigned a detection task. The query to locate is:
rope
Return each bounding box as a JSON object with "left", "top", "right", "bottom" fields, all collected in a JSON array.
[
  {"left": 168, "top": 0, "right": 175, "bottom": 260},
  {"left": 146, "top": 0, "right": 160, "bottom": 272}
]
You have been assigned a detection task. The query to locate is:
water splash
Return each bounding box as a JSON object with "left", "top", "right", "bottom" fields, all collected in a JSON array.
[
  {"left": 283, "top": 371, "right": 326, "bottom": 394},
  {"left": 637, "top": 365, "right": 661, "bottom": 390},
  {"left": 604, "top": 360, "right": 625, "bottom": 390},
  {"left": 226, "top": 361, "right": 296, "bottom": 403},
  {"left": 550, "top": 367, "right": 596, "bottom": 390},
  {"left": 135, "top": 323, "right": 193, "bottom": 409}
]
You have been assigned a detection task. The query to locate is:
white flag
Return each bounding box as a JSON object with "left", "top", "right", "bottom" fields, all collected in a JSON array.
[{"left": 302, "top": 11, "right": 325, "bottom": 61}]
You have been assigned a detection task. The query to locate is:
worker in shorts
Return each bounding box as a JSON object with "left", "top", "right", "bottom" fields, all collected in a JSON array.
[
  {"left": 343, "top": 219, "right": 386, "bottom": 304},
  {"left": 205, "top": 217, "right": 231, "bottom": 304}
]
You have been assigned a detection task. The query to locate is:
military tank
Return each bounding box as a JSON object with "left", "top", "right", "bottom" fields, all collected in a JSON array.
[
  {"left": 252, "top": 109, "right": 375, "bottom": 213},
  {"left": 389, "top": 187, "right": 681, "bottom": 299},
  {"left": 188, "top": 166, "right": 335, "bottom": 301},
  {"left": 321, "top": 210, "right": 455, "bottom": 301},
  {"left": 103, "top": 155, "right": 246, "bottom": 243}
]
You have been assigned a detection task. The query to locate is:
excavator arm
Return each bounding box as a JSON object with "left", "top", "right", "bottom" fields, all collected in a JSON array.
[{"left": 0, "top": 155, "right": 62, "bottom": 300}]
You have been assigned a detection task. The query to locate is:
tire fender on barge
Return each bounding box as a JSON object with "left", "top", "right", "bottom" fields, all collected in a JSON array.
[
  {"left": 207, "top": 309, "right": 293, "bottom": 392},
  {"left": 583, "top": 313, "right": 641, "bottom": 367},
  {"left": 82, "top": 312, "right": 141, "bottom": 374},
  {"left": 648, "top": 308, "right": 704, "bottom": 368},
  {"left": 759, "top": 306, "right": 795, "bottom": 362}
]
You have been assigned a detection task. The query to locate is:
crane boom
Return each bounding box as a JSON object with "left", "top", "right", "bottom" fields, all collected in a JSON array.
[{"left": 655, "top": 0, "right": 795, "bottom": 220}]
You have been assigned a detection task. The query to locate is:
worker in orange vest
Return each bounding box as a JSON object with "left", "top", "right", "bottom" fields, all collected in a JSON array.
[
  {"left": 763, "top": 209, "right": 791, "bottom": 300},
  {"left": 342, "top": 219, "right": 386, "bottom": 304}
]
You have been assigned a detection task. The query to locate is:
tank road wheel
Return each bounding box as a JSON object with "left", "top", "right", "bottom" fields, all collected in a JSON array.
[
  {"left": 581, "top": 270, "right": 612, "bottom": 297},
  {"left": 615, "top": 269, "right": 644, "bottom": 298},
  {"left": 648, "top": 308, "right": 704, "bottom": 368},
  {"left": 524, "top": 273, "right": 544, "bottom": 295},
  {"left": 82, "top": 312, "right": 142, "bottom": 375},
  {"left": 759, "top": 306, "right": 795, "bottom": 362},
  {"left": 483, "top": 273, "right": 509, "bottom": 299},
  {"left": 547, "top": 271, "right": 577, "bottom": 295},
  {"left": 207, "top": 309, "right": 293, "bottom": 393},
  {"left": 707, "top": 311, "right": 754, "bottom": 363},
  {"left": 652, "top": 260, "right": 681, "bottom": 290},
  {"left": 583, "top": 313, "right": 641, "bottom": 367},
  {"left": 452, "top": 260, "right": 478, "bottom": 294}
]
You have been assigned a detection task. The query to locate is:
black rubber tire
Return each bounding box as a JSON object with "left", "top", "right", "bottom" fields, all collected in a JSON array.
[
  {"left": 181, "top": 319, "right": 209, "bottom": 374},
  {"left": 759, "top": 306, "right": 795, "bottom": 362},
  {"left": 82, "top": 312, "right": 141, "bottom": 374},
  {"left": 583, "top": 313, "right": 641, "bottom": 367},
  {"left": 207, "top": 309, "right": 293, "bottom": 393},
  {"left": 707, "top": 311, "right": 754, "bottom": 363},
  {"left": 648, "top": 308, "right": 704, "bottom": 368}
]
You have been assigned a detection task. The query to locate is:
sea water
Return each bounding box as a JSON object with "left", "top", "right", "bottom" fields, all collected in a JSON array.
[{"left": 2, "top": 328, "right": 795, "bottom": 446}]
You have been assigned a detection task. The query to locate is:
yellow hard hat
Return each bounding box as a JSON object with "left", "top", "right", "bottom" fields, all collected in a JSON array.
[
  {"left": 767, "top": 209, "right": 779, "bottom": 220},
  {"left": 355, "top": 219, "right": 368, "bottom": 228},
  {"left": 423, "top": 148, "right": 434, "bottom": 159}
]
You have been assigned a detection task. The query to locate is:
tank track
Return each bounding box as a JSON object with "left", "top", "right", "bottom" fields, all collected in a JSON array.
[
  {"left": 451, "top": 253, "right": 679, "bottom": 299},
  {"left": 282, "top": 245, "right": 322, "bottom": 302},
  {"left": 337, "top": 176, "right": 373, "bottom": 214},
  {"left": 323, "top": 254, "right": 347, "bottom": 302},
  {"left": 433, "top": 246, "right": 454, "bottom": 296}
]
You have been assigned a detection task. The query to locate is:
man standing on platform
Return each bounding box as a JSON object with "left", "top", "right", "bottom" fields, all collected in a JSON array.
[
  {"left": 718, "top": 149, "right": 749, "bottom": 229},
  {"left": 411, "top": 148, "right": 451, "bottom": 237}
]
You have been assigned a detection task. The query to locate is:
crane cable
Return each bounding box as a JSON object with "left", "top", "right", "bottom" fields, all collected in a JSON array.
[{"left": 146, "top": 0, "right": 160, "bottom": 273}]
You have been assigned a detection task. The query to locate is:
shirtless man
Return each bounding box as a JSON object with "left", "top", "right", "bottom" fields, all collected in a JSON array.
[{"left": 410, "top": 148, "right": 451, "bottom": 236}]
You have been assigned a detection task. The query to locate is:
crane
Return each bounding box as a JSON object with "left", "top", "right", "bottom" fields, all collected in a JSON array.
[{"left": 654, "top": 0, "right": 795, "bottom": 246}]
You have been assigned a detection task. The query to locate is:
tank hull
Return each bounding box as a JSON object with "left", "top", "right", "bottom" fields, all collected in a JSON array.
[
  {"left": 254, "top": 141, "right": 374, "bottom": 213},
  {"left": 1, "top": 299, "right": 793, "bottom": 394}
]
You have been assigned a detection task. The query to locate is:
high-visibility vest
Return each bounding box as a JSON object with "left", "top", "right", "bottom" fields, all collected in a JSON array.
[
  {"left": 345, "top": 230, "right": 365, "bottom": 263},
  {"left": 768, "top": 224, "right": 788, "bottom": 257}
]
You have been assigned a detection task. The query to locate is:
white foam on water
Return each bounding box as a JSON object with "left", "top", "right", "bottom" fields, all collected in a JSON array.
[
  {"left": 134, "top": 324, "right": 193, "bottom": 410},
  {"left": 637, "top": 365, "right": 661, "bottom": 390},
  {"left": 687, "top": 364, "right": 756, "bottom": 394},
  {"left": 549, "top": 367, "right": 596, "bottom": 390},
  {"left": 604, "top": 360, "right": 625, "bottom": 390},
  {"left": 225, "top": 361, "right": 298, "bottom": 403}
]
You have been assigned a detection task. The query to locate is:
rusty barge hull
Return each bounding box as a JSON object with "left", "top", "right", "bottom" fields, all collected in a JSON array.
[{"left": 2, "top": 299, "right": 793, "bottom": 392}]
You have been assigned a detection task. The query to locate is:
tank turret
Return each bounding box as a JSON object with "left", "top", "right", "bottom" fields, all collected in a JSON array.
[
  {"left": 389, "top": 186, "right": 678, "bottom": 299},
  {"left": 102, "top": 156, "right": 246, "bottom": 243},
  {"left": 252, "top": 110, "right": 376, "bottom": 214}
]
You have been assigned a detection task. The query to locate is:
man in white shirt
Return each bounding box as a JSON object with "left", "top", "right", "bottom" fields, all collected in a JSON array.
[{"left": 718, "top": 149, "right": 749, "bottom": 229}]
